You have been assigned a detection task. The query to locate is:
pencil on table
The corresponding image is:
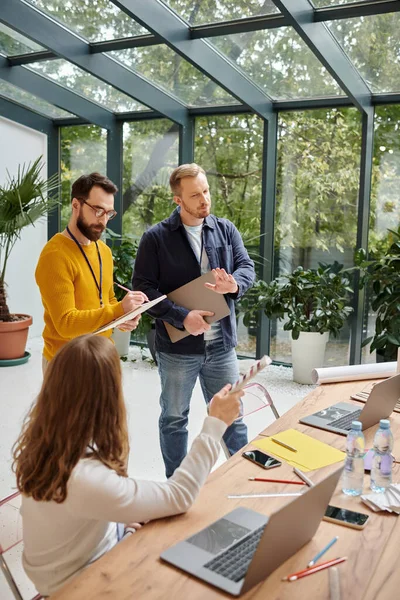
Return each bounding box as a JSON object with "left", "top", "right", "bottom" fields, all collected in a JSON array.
[
  {"left": 248, "top": 477, "right": 306, "bottom": 486},
  {"left": 270, "top": 438, "right": 297, "bottom": 452},
  {"left": 282, "top": 556, "right": 347, "bottom": 582}
]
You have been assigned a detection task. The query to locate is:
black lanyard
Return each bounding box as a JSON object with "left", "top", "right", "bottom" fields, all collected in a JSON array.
[{"left": 66, "top": 227, "right": 103, "bottom": 307}]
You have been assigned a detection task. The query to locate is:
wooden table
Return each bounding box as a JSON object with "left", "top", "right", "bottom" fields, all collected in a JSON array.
[{"left": 51, "top": 379, "right": 400, "bottom": 600}]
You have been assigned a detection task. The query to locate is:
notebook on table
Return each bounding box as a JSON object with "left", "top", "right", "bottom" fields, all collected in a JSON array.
[
  {"left": 161, "top": 467, "right": 342, "bottom": 596},
  {"left": 163, "top": 272, "right": 231, "bottom": 343},
  {"left": 299, "top": 373, "right": 400, "bottom": 436}
]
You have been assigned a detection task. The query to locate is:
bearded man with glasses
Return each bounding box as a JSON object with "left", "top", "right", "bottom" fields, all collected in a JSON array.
[{"left": 35, "top": 172, "right": 147, "bottom": 372}]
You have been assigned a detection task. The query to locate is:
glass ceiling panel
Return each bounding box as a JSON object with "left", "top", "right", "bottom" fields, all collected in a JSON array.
[
  {"left": 0, "top": 23, "right": 44, "bottom": 56},
  {"left": 27, "top": 60, "right": 147, "bottom": 113},
  {"left": 109, "top": 46, "right": 239, "bottom": 107},
  {"left": 163, "top": 0, "right": 279, "bottom": 25},
  {"left": 326, "top": 13, "right": 400, "bottom": 93},
  {"left": 26, "top": 0, "right": 148, "bottom": 42},
  {"left": 313, "top": 0, "right": 371, "bottom": 6},
  {"left": 0, "top": 80, "right": 74, "bottom": 119},
  {"left": 211, "top": 28, "right": 343, "bottom": 100}
]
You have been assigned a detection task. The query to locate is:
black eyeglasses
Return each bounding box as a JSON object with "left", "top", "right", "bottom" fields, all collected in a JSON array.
[{"left": 80, "top": 199, "right": 117, "bottom": 221}]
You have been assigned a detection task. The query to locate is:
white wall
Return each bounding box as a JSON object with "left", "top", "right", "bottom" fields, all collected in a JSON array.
[{"left": 0, "top": 116, "right": 48, "bottom": 337}]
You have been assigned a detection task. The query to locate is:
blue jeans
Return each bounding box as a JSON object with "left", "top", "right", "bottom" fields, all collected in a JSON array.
[{"left": 157, "top": 340, "right": 248, "bottom": 478}]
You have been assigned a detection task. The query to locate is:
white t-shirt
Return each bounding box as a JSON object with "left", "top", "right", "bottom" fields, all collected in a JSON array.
[
  {"left": 183, "top": 223, "right": 222, "bottom": 341},
  {"left": 20, "top": 416, "right": 227, "bottom": 596}
]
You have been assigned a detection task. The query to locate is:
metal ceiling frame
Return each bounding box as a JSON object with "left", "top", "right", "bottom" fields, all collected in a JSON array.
[
  {"left": 0, "top": 0, "right": 188, "bottom": 125},
  {"left": 273, "top": 0, "right": 372, "bottom": 114},
  {"left": 110, "top": 0, "right": 274, "bottom": 120},
  {"left": 0, "top": 57, "right": 116, "bottom": 129}
]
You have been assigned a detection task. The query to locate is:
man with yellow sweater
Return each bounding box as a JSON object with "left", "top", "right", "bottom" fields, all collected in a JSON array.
[{"left": 36, "top": 173, "right": 146, "bottom": 367}]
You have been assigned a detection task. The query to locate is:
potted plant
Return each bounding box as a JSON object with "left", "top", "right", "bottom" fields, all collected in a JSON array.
[
  {"left": 106, "top": 229, "right": 154, "bottom": 358},
  {"left": 355, "top": 227, "right": 400, "bottom": 363},
  {"left": 0, "top": 157, "right": 59, "bottom": 363},
  {"left": 239, "top": 264, "right": 353, "bottom": 383}
]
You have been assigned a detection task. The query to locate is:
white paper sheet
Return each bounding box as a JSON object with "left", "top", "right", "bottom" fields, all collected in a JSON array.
[{"left": 312, "top": 362, "right": 398, "bottom": 385}]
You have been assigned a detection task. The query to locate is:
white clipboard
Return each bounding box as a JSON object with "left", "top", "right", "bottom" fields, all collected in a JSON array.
[{"left": 94, "top": 295, "right": 166, "bottom": 334}]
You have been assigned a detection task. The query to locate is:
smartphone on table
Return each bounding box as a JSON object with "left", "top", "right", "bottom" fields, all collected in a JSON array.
[
  {"left": 323, "top": 505, "right": 369, "bottom": 529},
  {"left": 242, "top": 449, "right": 282, "bottom": 470}
]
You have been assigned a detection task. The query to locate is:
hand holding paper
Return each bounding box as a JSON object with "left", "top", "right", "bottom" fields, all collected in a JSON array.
[{"left": 94, "top": 295, "right": 166, "bottom": 334}]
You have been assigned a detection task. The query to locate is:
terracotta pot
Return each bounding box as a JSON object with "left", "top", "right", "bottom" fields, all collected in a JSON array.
[{"left": 0, "top": 314, "right": 33, "bottom": 360}]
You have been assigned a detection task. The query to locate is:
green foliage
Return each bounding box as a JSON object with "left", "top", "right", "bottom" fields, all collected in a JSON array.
[
  {"left": 0, "top": 157, "right": 60, "bottom": 319},
  {"left": 0, "top": 157, "right": 59, "bottom": 282},
  {"left": 239, "top": 265, "right": 353, "bottom": 340},
  {"left": 355, "top": 228, "right": 400, "bottom": 360},
  {"left": 105, "top": 228, "right": 153, "bottom": 339}
]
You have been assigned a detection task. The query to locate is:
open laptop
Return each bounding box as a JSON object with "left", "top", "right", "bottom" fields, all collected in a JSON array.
[
  {"left": 299, "top": 372, "right": 400, "bottom": 435},
  {"left": 161, "top": 467, "right": 342, "bottom": 596}
]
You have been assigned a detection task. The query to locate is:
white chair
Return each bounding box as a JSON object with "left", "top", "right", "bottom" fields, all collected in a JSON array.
[
  {"left": 221, "top": 382, "right": 280, "bottom": 458},
  {"left": 0, "top": 491, "right": 42, "bottom": 600}
]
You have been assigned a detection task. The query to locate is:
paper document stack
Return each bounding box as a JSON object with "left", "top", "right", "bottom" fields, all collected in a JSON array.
[{"left": 361, "top": 483, "right": 400, "bottom": 514}]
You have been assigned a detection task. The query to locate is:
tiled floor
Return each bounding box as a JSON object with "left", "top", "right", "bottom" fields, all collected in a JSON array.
[{"left": 0, "top": 336, "right": 313, "bottom": 599}]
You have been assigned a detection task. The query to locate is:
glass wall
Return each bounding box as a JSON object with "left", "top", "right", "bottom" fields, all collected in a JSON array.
[
  {"left": 122, "top": 119, "right": 179, "bottom": 240},
  {"left": 60, "top": 125, "right": 107, "bottom": 230},
  {"left": 195, "top": 113, "right": 264, "bottom": 357},
  {"left": 272, "top": 107, "right": 362, "bottom": 366},
  {"left": 361, "top": 104, "right": 400, "bottom": 363}
]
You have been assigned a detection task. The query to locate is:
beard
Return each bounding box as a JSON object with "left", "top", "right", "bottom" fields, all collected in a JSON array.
[
  {"left": 77, "top": 213, "right": 104, "bottom": 242},
  {"left": 180, "top": 199, "right": 211, "bottom": 219}
]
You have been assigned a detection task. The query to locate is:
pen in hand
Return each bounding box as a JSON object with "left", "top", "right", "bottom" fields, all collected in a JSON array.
[{"left": 114, "top": 281, "right": 133, "bottom": 294}]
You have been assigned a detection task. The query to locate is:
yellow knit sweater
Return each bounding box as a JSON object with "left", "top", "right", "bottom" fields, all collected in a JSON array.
[{"left": 35, "top": 233, "right": 124, "bottom": 361}]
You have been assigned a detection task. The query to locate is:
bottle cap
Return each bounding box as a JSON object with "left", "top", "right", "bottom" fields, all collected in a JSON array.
[
  {"left": 379, "top": 419, "right": 390, "bottom": 429},
  {"left": 351, "top": 421, "right": 362, "bottom": 431}
]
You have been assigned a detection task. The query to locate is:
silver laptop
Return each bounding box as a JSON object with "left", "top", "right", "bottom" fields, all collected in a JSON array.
[
  {"left": 299, "top": 373, "right": 400, "bottom": 435},
  {"left": 161, "top": 467, "right": 342, "bottom": 596}
]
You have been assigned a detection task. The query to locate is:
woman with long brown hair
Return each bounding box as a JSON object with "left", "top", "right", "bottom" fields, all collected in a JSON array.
[{"left": 13, "top": 334, "right": 242, "bottom": 597}]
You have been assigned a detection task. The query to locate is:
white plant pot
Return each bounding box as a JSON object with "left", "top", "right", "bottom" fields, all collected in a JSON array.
[
  {"left": 112, "top": 328, "right": 131, "bottom": 357},
  {"left": 291, "top": 331, "right": 329, "bottom": 385}
]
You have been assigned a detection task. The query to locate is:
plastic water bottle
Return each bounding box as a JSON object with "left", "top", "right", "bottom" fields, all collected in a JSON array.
[
  {"left": 342, "top": 421, "right": 365, "bottom": 496},
  {"left": 370, "top": 419, "right": 393, "bottom": 493}
]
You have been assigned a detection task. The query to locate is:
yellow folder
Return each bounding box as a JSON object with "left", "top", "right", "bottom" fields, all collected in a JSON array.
[{"left": 253, "top": 429, "right": 345, "bottom": 472}]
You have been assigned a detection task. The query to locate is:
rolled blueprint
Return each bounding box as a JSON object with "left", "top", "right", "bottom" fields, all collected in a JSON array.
[{"left": 312, "top": 362, "right": 398, "bottom": 385}]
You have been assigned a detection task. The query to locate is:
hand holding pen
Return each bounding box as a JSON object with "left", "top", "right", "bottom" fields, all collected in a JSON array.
[{"left": 115, "top": 282, "right": 148, "bottom": 314}]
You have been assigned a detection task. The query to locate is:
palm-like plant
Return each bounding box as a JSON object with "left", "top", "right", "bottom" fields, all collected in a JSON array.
[{"left": 0, "top": 157, "right": 59, "bottom": 321}]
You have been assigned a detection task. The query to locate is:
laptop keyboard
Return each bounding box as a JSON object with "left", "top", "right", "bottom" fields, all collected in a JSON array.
[
  {"left": 204, "top": 524, "right": 266, "bottom": 583},
  {"left": 329, "top": 409, "right": 362, "bottom": 431}
]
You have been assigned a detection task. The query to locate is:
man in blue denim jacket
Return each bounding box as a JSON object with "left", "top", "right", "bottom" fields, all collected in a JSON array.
[{"left": 133, "top": 163, "right": 255, "bottom": 477}]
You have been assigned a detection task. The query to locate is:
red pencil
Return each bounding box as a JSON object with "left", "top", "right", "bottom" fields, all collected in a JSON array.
[
  {"left": 282, "top": 556, "right": 347, "bottom": 582},
  {"left": 248, "top": 477, "right": 306, "bottom": 485}
]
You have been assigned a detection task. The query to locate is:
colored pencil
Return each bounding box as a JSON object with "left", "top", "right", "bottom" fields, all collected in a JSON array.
[
  {"left": 293, "top": 467, "right": 315, "bottom": 487},
  {"left": 282, "top": 557, "right": 347, "bottom": 582},
  {"left": 271, "top": 437, "right": 297, "bottom": 452},
  {"left": 248, "top": 477, "right": 306, "bottom": 486},
  {"left": 307, "top": 536, "right": 339, "bottom": 567},
  {"left": 228, "top": 493, "right": 302, "bottom": 499},
  {"left": 114, "top": 281, "right": 132, "bottom": 293}
]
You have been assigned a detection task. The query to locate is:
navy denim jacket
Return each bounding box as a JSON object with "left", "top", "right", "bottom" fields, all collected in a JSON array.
[{"left": 132, "top": 207, "right": 255, "bottom": 354}]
